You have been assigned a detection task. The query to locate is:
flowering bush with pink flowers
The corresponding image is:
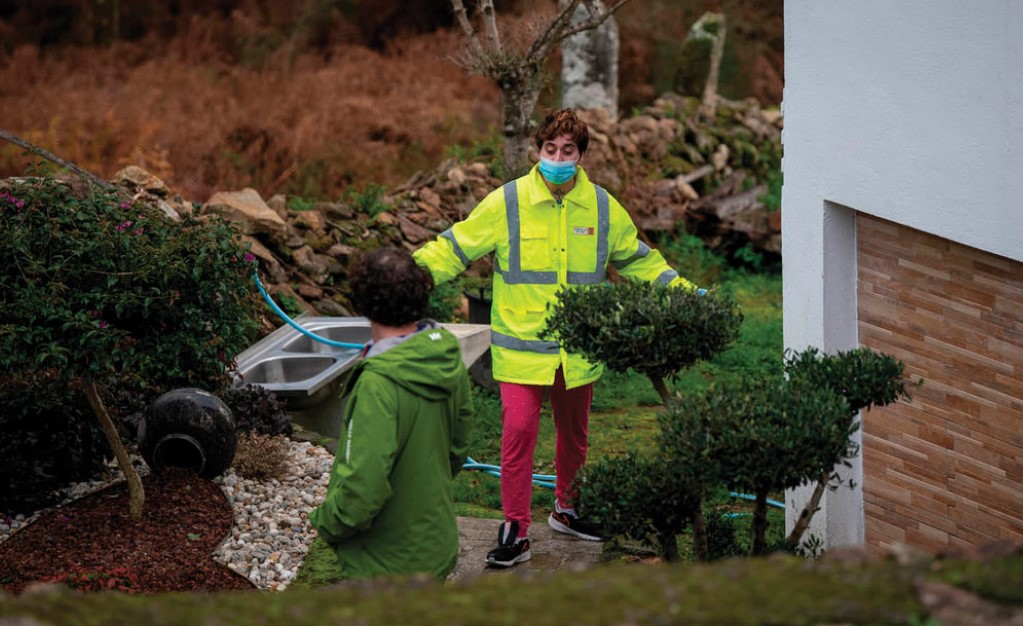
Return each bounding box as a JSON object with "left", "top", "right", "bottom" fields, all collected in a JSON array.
[{"left": 0, "top": 170, "right": 261, "bottom": 513}]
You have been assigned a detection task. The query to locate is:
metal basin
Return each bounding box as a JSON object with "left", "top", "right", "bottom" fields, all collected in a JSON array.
[
  {"left": 282, "top": 324, "right": 372, "bottom": 354},
  {"left": 234, "top": 316, "right": 491, "bottom": 438},
  {"left": 240, "top": 355, "right": 338, "bottom": 384}
]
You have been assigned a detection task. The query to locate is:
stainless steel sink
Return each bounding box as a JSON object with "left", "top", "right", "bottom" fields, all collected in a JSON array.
[{"left": 234, "top": 317, "right": 491, "bottom": 439}]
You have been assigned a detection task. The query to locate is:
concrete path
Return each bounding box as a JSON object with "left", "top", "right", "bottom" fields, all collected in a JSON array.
[{"left": 449, "top": 516, "right": 605, "bottom": 582}]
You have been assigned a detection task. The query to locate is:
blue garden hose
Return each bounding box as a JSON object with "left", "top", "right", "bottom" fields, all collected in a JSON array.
[
  {"left": 464, "top": 456, "right": 557, "bottom": 489},
  {"left": 253, "top": 269, "right": 365, "bottom": 350}
]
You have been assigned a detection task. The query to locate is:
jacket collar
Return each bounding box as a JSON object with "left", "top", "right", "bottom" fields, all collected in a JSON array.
[{"left": 526, "top": 163, "right": 595, "bottom": 209}]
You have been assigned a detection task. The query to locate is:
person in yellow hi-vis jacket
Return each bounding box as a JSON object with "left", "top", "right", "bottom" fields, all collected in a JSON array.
[{"left": 414, "top": 108, "right": 703, "bottom": 569}]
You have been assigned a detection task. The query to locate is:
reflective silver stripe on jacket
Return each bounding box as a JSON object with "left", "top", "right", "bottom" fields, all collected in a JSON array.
[
  {"left": 655, "top": 269, "right": 679, "bottom": 285},
  {"left": 567, "top": 185, "right": 610, "bottom": 284},
  {"left": 612, "top": 241, "right": 651, "bottom": 271},
  {"left": 441, "top": 228, "right": 470, "bottom": 266},
  {"left": 495, "top": 181, "right": 610, "bottom": 285},
  {"left": 499, "top": 182, "right": 557, "bottom": 284},
  {"left": 491, "top": 330, "right": 560, "bottom": 354}
]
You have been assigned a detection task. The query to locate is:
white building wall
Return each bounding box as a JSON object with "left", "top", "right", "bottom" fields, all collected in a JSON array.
[{"left": 783, "top": 0, "right": 1023, "bottom": 549}]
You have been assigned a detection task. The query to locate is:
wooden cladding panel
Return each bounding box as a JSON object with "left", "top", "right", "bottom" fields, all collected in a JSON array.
[{"left": 857, "top": 214, "right": 1023, "bottom": 553}]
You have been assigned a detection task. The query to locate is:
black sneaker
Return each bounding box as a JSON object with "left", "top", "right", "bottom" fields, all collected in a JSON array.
[
  {"left": 548, "top": 509, "right": 603, "bottom": 541},
  {"left": 485, "top": 521, "right": 531, "bottom": 568}
]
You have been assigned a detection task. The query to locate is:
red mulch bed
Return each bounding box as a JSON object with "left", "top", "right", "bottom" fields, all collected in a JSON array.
[{"left": 0, "top": 468, "right": 255, "bottom": 594}]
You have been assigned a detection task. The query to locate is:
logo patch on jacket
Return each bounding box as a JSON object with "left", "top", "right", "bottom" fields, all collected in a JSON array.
[{"left": 573, "top": 226, "right": 595, "bottom": 236}]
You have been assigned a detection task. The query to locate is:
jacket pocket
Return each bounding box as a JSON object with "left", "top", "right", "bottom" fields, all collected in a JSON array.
[{"left": 519, "top": 221, "right": 552, "bottom": 271}]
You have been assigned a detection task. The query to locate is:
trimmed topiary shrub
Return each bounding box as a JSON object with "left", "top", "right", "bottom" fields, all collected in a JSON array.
[
  {"left": 541, "top": 280, "right": 743, "bottom": 403},
  {"left": 579, "top": 345, "right": 914, "bottom": 561},
  {"left": 544, "top": 279, "right": 742, "bottom": 561},
  {"left": 0, "top": 172, "right": 261, "bottom": 517}
]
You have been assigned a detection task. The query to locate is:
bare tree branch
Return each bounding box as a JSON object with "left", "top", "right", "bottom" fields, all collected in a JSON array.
[
  {"left": 556, "top": 0, "right": 632, "bottom": 42},
  {"left": 526, "top": 0, "right": 583, "bottom": 63},
  {"left": 0, "top": 127, "right": 112, "bottom": 190},
  {"left": 526, "top": 0, "right": 632, "bottom": 63},
  {"left": 450, "top": 0, "right": 486, "bottom": 59},
  {"left": 480, "top": 0, "right": 502, "bottom": 55}
]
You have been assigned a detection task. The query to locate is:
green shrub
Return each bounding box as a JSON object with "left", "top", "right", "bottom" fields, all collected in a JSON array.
[
  {"left": 583, "top": 345, "right": 913, "bottom": 561},
  {"left": 220, "top": 384, "right": 293, "bottom": 437},
  {"left": 578, "top": 452, "right": 700, "bottom": 561},
  {"left": 0, "top": 172, "right": 261, "bottom": 513},
  {"left": 345, "top": 183, "right": 389, "bottom": 217},
  {"left": 541, "top": 280, "right": 743, "bottom": 403}
]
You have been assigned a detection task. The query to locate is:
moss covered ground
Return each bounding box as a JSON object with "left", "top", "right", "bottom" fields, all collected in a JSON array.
[{"left": 5, "top": 554, "right": 929, "bottom": 625}]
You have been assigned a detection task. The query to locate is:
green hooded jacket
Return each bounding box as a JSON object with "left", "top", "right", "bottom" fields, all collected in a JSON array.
[{"left": 309, "top": 322, "right": 473, "bottom": 580}]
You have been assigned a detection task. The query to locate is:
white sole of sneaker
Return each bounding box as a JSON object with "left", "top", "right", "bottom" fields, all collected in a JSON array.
[
  {"left": 485, "top": 549, "right": 531, "bottom": 568},
  {"left": 548, "top": 514, "right": 602, "bottom": 541}
]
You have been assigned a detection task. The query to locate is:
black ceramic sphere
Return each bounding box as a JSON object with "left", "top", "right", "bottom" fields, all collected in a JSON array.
[{"left": 139, "top": 388, "right": 237, "bottom": 479}]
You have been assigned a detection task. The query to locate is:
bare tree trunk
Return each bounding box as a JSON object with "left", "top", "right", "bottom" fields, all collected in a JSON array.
[
  {"left": 660, "top": 528, "right": 680, "bottom": 562},
  {"left": 561, "top": 0, "right": 620, "bottom": 118},
  {"left": 751, "top": 489, "right": 769, "bottom": 555},
  {"left": 692, "top": 502, "right": 709, "bottom": 561},
  {"left": 84, "top": 379, "right": 145, "bottom": 521},
  {"left": 699, "top": 12, "right": 727, "bottom": 119},
  {"left": 500, "top": 77, "right": 544, "bottom": 178},
  {"left": 648, "top": 375, "right": 672, "bottom": 406},
  {"left": 785, "top": 470, "right": 830, "bottom": 549}
]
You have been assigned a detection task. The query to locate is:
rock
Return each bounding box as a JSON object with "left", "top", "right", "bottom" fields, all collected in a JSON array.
[
  {"left": 114, "top": 165, "right": 170, "bottom": 197},
  {"left": 316, "top": 201, "right": 354, "bottom": 220},
  {"left": 325, "top": 243, "right": 358, "bottom": 260},
  {"left": 242, "top": 236, "right": 288, "bottom": 284},
  {"left": 446, "top": 167, "right": 467, "bottom": 187},
  {"left": 711, "top": 144, "right": 730, "bottom": 171},
  {"left": 313, "top": 298, "right": 352, "bottom": 316},
  {"left": 398, "top": 214, "right": 435, "bottom": 244},
  {"left": 291, "top": 246, "right": 330, "bottom": 283},
  {"left": 289, "top": 208, "right": 327, "bottom": 236},
  {"left": 203, "top": 188, "right": 287, "bottom": 242},
  {"left": 267, "top": 194, "right": 288, "bottom": 219}
]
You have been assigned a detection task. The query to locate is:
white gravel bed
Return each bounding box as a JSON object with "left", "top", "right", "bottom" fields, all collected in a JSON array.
[
  {"left": 212, "top": 440, "right": 334, "bottom": 591},
  {"left": 1, "top": 440, "right": 336, "bottom": 592}
]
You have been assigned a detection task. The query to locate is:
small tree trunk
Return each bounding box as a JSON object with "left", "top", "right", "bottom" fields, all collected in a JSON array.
[
  {"left": 699, "top": 12, "right": 726, "bottom": 120},
  {"left": 751, "top": 489, "right": 769, "bottom": 555},
  {"left": 499, "top": 76, "right": 543, "bottom": 179},
  {"left": 84, "top": 379, "right": 145, "bottom": 521},
  {"left": 659, "top": 528, "right": 680, "bottom": 562},
  {"left": 649, "top": 375, "right": 672, "bottom": 406},
  {"left": 785, "top": 470, "right": 830, "bottom": 550},
  {"left": 691, "top": 504, "right": 709, "bottom": 561}
]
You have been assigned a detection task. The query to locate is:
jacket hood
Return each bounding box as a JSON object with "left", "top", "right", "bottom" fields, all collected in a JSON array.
[{"left": 349, "top": 321, "right": 466, "bottom": 401}]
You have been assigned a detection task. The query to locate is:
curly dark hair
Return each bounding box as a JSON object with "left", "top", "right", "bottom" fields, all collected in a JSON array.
[
  {"left": 349, "top": 247, "right": 434, "bottom": 326},
  {"left": 535, "top": 108, "right": 589, "bottom": 154}
]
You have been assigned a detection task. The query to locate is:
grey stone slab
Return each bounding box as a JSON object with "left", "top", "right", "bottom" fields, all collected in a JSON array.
[{"left": 449, "top": 516, "right": 604, "bottom": 582}]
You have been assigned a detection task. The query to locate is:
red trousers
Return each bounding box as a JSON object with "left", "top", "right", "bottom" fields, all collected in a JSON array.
[{"left": 498, "top": 367, "right": 593, "bottom": 536}]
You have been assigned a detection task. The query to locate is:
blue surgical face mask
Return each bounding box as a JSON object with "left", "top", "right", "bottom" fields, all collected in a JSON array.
[{"left": 539, "top": 157, "right": 577, "bottom": 185}]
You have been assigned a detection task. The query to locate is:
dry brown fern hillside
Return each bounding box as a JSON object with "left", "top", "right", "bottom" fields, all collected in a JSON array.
[{"left": 0, "top": 0, "right": 782, "bottom": 202}]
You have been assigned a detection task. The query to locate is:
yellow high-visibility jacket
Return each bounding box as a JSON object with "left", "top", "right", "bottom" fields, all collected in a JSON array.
[{"left": 414, "top": 164, "right": 696, "bottom": 389}]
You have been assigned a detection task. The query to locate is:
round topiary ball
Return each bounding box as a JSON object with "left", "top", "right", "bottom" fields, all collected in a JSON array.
[{"left": 139, "top": 388, "right": 237, "bottom": 479}]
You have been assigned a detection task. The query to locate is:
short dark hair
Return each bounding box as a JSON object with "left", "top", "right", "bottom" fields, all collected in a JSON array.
[
  {"left": 535, "top": 108, "right": 589, "bottom": 154},
  {"left": 349, "top": 247, "right": 434, "bottom": 326}
]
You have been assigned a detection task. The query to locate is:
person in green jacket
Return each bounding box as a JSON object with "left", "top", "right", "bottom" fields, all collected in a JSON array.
[
  {"left": 309, "top": 247, "right": 474, "bottom": 581},
  {"left": 414, "top": 108, "right": 702, "bottom": 568}
]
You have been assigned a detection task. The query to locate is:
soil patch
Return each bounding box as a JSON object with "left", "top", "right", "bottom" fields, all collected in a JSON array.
[{"left": 0, "top": 468, "right": 254, "bottom": 594}]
